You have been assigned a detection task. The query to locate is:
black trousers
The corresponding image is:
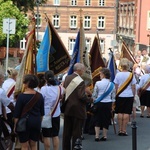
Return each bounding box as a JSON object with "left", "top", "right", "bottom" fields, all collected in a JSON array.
[
  {"left": 0, "top": 117, "right": 3, "bottom": 149},
  {"left": 0, "top": 117, "right": 2, "bottom": 139},
  {"left": 62, "top": 115, "right": 84, "bottom": 150}
]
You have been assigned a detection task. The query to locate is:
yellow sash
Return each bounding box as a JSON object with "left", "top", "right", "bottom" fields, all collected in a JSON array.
[{"left": 116, "top": 73, "right": 133, "bottom": 97}]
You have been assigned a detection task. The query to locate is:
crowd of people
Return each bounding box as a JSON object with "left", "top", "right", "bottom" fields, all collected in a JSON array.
[{"left": 0, "top": 48, "right": 150, "bottom": 150}]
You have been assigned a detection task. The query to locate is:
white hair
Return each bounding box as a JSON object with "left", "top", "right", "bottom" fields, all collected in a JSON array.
[{"left": 73, "top": 63, "right": 85, "bottom": 71}]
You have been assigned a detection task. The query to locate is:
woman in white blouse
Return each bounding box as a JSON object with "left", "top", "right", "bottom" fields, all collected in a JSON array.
[
  {"left": 40, "top": 70, "right": 64, "bottom": 150},
  {"left": 114, "top": 58, "right": 136, "bottom": 136},
  {"left": 92, "top": 68, "right": 115, "bottom": 141}
]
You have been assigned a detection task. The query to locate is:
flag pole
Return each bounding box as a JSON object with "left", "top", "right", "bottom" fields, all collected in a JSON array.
[
  {"left": 96, "top": 30, "right": 102, "bottom": 55},
  {"left": 79, "top": 8, "right": 83, "bottom": 63},
  {"left": 33, "top": 18, "right": 37, "bottom": 75}
]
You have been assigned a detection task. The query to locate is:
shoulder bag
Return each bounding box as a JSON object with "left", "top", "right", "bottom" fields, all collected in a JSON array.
[
  {"left": 16, "top": 92, "right": 40, "bottom": 132},
  {"left": 41, "top": 86, "right": 61, "bottom": 128}
]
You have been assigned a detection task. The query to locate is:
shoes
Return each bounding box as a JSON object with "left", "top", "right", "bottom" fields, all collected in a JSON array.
[
  {"left": 140, "top": 115, "right": 144, "bottom": 118},
  {"left": 95, "top": 138, "right": 100, "bottom": 142},
  {"left": 122, "top": 132, "right": 128, "bottom": 136},
  {"left": 147, "top": 115, "right": 150, "bottom": 118},
  {"left": 100, "top": 137, "right": 107, "bottom": 141},
  {"left": 118, "top": 131, "right": 128, "bottom": 136},
  {"left": 111, "top": 121, "right": 117, "bottom": 125},
  {"left": 118, "top": 131, "right": 123, "bottom": 136},
  {"left": 136, "top": 108, "right": 140, "bottom": 111},
  {"left": 81, "top": 135, "right": 85, "bottom": 140}
]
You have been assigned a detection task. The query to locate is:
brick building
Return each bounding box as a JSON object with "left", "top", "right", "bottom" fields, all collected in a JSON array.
[{"left": 31, "top": 0, "right": 117, "bottom": 58}]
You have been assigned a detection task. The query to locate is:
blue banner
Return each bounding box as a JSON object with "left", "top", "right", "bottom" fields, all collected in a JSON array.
[
  {"left": 107, "top": 51, "right": 116, "bottom": 82},
  {"left": 36, "top": 25, "right": 51, "bottom": 73},
  {"left": 68, "top": 31, "right": 80, "bottom": 75}
]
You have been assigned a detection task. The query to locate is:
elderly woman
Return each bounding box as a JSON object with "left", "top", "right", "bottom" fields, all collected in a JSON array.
[
  {"left": 114, "top": 58, "right": 136, "bottom": 136},
  {"left": 92, "top": 68, "right": 115, "bottom": 141},
  {"left": 138, "top": 65, "right": 150, "bottom": 118}
]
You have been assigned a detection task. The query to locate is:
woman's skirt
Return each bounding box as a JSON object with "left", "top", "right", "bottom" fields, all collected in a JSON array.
[
  {"left": 94, "top": 102, "right": 112, "bottom": 130},
  {"left": 140, "top": 90, "right": 150, "bottom": 107},
  {"left": 115, "top": 97, "right": 134, "bottom": 114}
]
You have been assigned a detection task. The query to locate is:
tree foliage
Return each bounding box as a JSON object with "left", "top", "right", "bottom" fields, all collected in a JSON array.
[
  {"left": 11, "top": 0, "right": 47, "bottom": 12},
  {"left": 0, "top": 0, "right": 29, "bottom": 47}
]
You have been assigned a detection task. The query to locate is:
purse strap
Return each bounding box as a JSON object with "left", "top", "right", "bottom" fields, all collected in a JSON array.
[
  {"left": 21, "top": 92, "right": 40, "bottom": 117},
  {"left": 50, "top": 86, "right": 61, "bottom": 117}
]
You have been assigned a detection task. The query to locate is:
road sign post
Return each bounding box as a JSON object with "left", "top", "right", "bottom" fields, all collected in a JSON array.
[{"left": 3, "top": 18, "right": 16, "bottom": 76}]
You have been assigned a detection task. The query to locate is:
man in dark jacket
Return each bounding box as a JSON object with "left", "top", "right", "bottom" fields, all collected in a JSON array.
[{"left": 62, "top": 63, "right": 93, "bottom": 150}]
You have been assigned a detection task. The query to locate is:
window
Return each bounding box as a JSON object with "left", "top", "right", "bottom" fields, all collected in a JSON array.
[
  {"left": 69, "top": 39, "right": 76, "bottom": 55},
  {"left": 70, "top": 16, "right": 77, "bottom": 28},
  {"left": 100, "top": 39, "right": 105, "bottom": 53},
  {"left": 97, "top": 16, "right": 105, "bottom": 29},
  {"left": 35, "top": 13, "right": 42, "bottom": 27},
  {"left": 20, "top": 38, "right": 26, "bottom": 50},
  {"left": 84, "top": 16, "right": 91, "bottom": 29},
  {"left": 86, "top": 39, "right": 91, "bottom": 52},
  {"left": 71, "top": 0, "right": 77, "bottom": 6},
  {"left": 147, "top": 11, "right": 150, "bottom": 30},
  {"left": 53, "top": 15, "right": 60, "bottom": 28},
  {"left": 99, "top": 0, "right": 105, "bottom": 6},
  {"left": 54, "top": 0, "right": 60, "bottom": 5},
  {"left": 85, "top": 0, "right": 91, "bottom": 6}
]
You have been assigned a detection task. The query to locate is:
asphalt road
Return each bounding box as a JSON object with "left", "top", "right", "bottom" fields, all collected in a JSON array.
[{"left": 39, "top": 111, "right": 150, "bottom": 150}]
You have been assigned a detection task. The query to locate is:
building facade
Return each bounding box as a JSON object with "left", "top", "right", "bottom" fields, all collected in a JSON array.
[
  {"left": 116, "top": 0, "right": 136, "bottom": 54},
  {"left": 135, "top": 0, "right": 150, "bottom": 53},
  {"left": 30, "top": 0, "right": 117, "bottom": 58},
  {"left": 116, "top": 0, "right": 150, "bottom": 55}
]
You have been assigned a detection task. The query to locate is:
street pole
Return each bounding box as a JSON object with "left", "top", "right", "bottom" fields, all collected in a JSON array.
[
  {"left": 3, "top": 18, "right": 16, "bottom": 76},
  {"left": 6, "top": 18, "right": 10, "bottom": 76},
  {"left": 36, "top": 0, "right": 41, "bottom": 41},
  {"left": 131, "top": 121, "right": 137, "bottom": 150}
]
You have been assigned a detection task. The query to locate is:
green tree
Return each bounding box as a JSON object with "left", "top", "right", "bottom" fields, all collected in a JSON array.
[
  {"left": 11, "top": 0, "right": 47, "bottom": 12},
  {"left": 0, "top": 0, "right": 29, "bottom": 47}
]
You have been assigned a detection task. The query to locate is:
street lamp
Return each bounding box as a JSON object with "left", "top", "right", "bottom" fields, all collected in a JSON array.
[{"left": 36, "top": 0, "right": 41, "bottom": 40}]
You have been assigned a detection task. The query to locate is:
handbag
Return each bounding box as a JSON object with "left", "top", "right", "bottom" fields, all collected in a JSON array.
[
  {"left": 41, "top": 115, "right": 52, "bottom": 128},
  {"left": 16, "top": 92, "right": 40, "bottom": 132},
  {"left": 90, "top": 103, "right": 98, "bottom": 114},
  {"left": 16, "top": 116, "right": 28, "bottom": 132},
  {"left": 41, "top": 86, "right": 61, "bottom": 128}
]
